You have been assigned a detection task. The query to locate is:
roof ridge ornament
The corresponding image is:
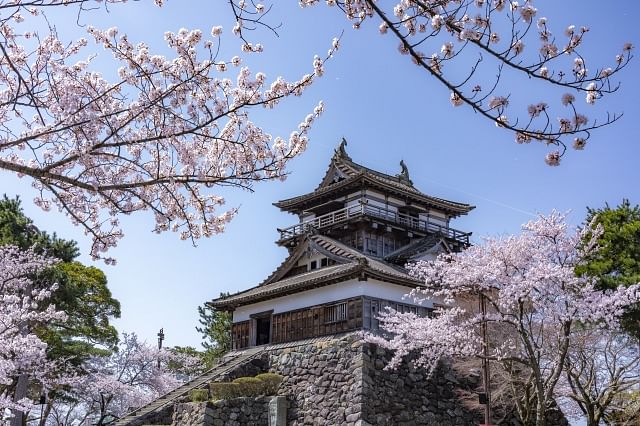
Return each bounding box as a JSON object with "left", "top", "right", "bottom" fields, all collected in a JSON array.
[
  {"left": 397, "top": 159, "right": 414, "bottom": 186},
  {"left": 334, "top": 137, "right": 352, "bottom": 161}
]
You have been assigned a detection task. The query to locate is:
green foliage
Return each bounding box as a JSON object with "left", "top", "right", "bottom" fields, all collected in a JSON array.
[
  {"left": 189, "top": 389, "right": 209, "bottom": 402},
  {"left": 39, "top": 262, "right": 120, "bottom": 361},
  {"left": 0, "top": 195, "right": 121, "bottom": 364},
  {"left": 209, "top": 382, "right": 241, "bottom": 400},
  {"left": 0, "top": 195, "right": 77, "bottom": 260},
  {"left": 208, "top": 374, "right": 283, "bottom": 400},
  {"left": 604, "top": 390, "right": 640, "bottom": 424},
  {"left": 255, "top": 373, "right": 283, "bottom": 395},
  {"left": 232, "top": 377, "right": 264, "bottom": 397},
  {"left": 578, "top": 199, "right": 640, "bottom": 335},
  {"left": 578, "top": 199, "right": 640, "bottom": 288},
  {"left": 196, "top": 298, "right": 231, "bottom": 360}
]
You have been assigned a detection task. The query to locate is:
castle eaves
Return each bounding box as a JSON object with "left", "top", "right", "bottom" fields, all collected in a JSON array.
[
  {"left": 274, "top": 142, "right": 474, "bottom": 216},
  {"left": 208, "top": 234, "right": 424, "bottom": 310}
]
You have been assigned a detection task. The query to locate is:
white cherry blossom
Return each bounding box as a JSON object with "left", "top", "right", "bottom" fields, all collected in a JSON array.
[
  {"left": 368, "top": 212, "right": 640, "bottom": 426},
  {"left": 0, "top": 1, "right": 337, "bottom": 260}
]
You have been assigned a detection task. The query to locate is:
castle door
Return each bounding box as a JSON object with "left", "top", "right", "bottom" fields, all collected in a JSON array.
[
  {"left": 255, "top": 316, "right": 271, "bottom": 345},
  {"left": 250, "top": 310, "right": 273, "bottom": 346}
]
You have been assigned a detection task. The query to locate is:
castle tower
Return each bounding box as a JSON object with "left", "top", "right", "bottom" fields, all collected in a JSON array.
[
  {"left": 210, "top": 140, "right": 474, "bottom": 350},
  {"left": 117, "top": 143, "right": 566, "bottom": 426}
]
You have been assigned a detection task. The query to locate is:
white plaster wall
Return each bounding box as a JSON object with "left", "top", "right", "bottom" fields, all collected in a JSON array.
[
  {"left": 386, "top": 195, "right": 406, "bottom": 207},
  {"left": 296, "top": 252, "right": 327, "bottom": 269},
  {"left": 232, "top": 278, "right": 438, "bottom": 322},
  {"left": 366, "top": 198, "right": 393, "bottom": 211},
  {"left": 421, "top": 210, "right": 449, "bottom": 227},
  {"left": 427, "top": 209, "right": 447, "bottom": 219},
  {"left": 302, "top": 213, "right": 316, "bottom": 221},
  {"left": 346, "top": 198, "right": 361, "bottom": 208},
  {"left": 364, "top": 189, "right": 385, "bottom": 200}
]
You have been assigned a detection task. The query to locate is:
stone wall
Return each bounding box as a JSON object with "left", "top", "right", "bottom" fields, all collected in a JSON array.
[
  {"left": 265, "top": 336, "right": 487, "bottom": 425},
  {"left": 268, "top": 337, "right": 364, "bottom": 425},
  {"left": 132, "top": 334, "right": 569, "bottom": 426},
  {"left": 216, "top": 356, "right": 267, "bottom": 382},
  {"left": 361, "top": 343, "right": 483, "bottom": 426},
  {"left": 172, "top": 398, "right": 270, "bottom": 426},
  {"left": 128, "top": 356, "right": 268, "bottom": 425},
  {"left": 172, "top": 402, "right": 211, "bottom": 426},
  {"left": 264, "top": 335, "right": 568, "bottom": 426},
  {"left": 127, "top": 404, "right": 174, "bottom": 426}
]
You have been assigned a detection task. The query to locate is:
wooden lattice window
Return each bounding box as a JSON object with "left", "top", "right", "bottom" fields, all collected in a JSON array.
[{"left": 324, "top": 302, "right": 348, "bottom": 324}]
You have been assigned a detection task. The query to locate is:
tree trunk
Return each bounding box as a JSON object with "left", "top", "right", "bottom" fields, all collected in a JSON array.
[
  {"left": 38, "top": 401, "right": 53, "bottom": 426},
  {"left": 590, "top": 408, "right": 603, "bottom": 426},
  {"left": 535, "top": 395, "right": 546, "bottom": 426}
]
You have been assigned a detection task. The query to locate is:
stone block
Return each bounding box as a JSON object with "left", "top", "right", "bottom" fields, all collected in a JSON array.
[{"left": 269, "top": 396, "right": 287, "bottom": 426}]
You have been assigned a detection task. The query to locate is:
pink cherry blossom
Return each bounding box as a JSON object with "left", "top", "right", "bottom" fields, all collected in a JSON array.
[
  {"left": 0, "top": 246, "right": 67, "bottom": 417},
  {"left": 368, "top": 212, "right": 640, "bottom": 426},
  {"left": 0, "top": 1, "right": 338, "bottom": 260},
  {"left": 296, "top": 0, "right": 633, "bottom": 164},
  {"left": 49, "top": 333, "right": 199, "bottom": 424}
]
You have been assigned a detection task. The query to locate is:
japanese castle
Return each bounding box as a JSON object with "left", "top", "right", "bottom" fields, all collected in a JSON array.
[{"left": 210, "top": 140, "right": 474, "bottom": 350}]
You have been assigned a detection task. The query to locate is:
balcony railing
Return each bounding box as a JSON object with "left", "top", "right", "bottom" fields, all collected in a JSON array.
[{"left": 277, "top": 203, "right": 471, "bottom": 245}]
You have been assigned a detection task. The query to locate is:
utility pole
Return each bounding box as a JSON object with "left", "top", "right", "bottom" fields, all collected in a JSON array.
[
  {"left": 479, "top": 292, "right": 492, "bottom": 426},
  {"left": 10, "top": 374, "right": 28, "bottom": 426},
  {"left": 11, "top": 284, "right": 32, "bottom": 426},
  {"left": 157, "top": 328, "right": 165, "bottom": 369}
]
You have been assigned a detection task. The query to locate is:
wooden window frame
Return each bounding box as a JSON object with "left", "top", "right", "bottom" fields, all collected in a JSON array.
[{"left": 324, "top": 301, "right": 348, "bottom": 324}]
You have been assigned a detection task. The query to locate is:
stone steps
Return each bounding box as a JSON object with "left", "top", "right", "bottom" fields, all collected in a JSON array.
[{"left": 112, "top": 347, "right": 265, "bottom": 426}]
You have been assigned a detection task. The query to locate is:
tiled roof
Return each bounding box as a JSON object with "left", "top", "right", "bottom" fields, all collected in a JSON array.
[
  {"left": 209, "top": 263, "right": 360, "bottom": 309},
  {"left": 274, "top": 143, "right": 474, "bottom": 215},
  {"left": 209, "top": 234, "right": 422, "bottom": 309},
  {"left": 310, "top": 235, "right": 413, "bottom": 280},
  {"left": 384, "top": 234, "right": 447, "bottom": 263}
]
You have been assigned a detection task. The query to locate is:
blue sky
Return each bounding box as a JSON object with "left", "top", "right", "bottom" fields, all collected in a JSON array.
[{"left": 2, "top": 1, "right": 639, "bottom": 349}]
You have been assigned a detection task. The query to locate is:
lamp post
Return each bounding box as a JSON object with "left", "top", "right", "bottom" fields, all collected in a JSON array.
[{"left": 157, "top": 328, "right": 165, "bottom": 369}]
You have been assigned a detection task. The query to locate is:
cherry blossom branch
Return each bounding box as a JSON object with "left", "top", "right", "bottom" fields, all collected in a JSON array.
[
  {"left": 0, "top": 1, "right": 339, "bottom": 260},
  {"left": 298, "top": 0, "right": 633, "bottom": 165}
]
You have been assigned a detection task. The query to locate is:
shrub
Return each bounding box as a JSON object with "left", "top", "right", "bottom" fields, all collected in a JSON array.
[
  {"left": 255, "top": 373, "right": 283, "bottom": 395},
  {"left": 189, "top": 388, "right": 209, "bottom": 402},
  {"left": 209, "top": 373, "right": 284, "bottom": 400},
  {"left": 210, "top": 382, "right": 241, "bottom": 400},
  {"left": 232, "top": 377, "right": 264, "bottom": 397}
]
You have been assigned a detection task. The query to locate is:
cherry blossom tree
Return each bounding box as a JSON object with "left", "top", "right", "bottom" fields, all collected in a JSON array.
[
  {"left": 0, "top": 0, "right": 335, "bottom": 261},
  {"left": 561, "top": 329, "right": 640, "bottom": 425},
  {"left": 0, "top": 245, "right": 67, "bottom": 422},
  {"left": 44, "top": 332, "right": 198, "bottom": 426},
  {"left": 292, "top": 0, "right": 633, "bottom": 165},
  {"left": 367, "top": 212, "right": 640, "bottom": 426},
  {"left": 0, "top": 1, "right": 633, "bottom": 259}
]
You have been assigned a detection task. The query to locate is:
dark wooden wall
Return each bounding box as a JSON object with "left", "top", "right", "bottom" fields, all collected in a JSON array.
[
  {"left": 271, "top": 297, "right": 363, "bottom": 344},
  {"left": 231, "top": 320, "right": 250, "bottom": 350},
  {"left": 230, "top": 295, "right": 432, "bottom": 350}
]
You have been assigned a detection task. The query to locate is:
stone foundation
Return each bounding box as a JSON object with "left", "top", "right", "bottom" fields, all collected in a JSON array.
[
  {"left": 128, "top": 404, "right": 174, "bottom": 426},
  {"left": 269, "top": 338, "right": 364, "bottom": 425},
  {"left": 267, "top": 336, "right": 485, "bottom": 425},
  {"left": 362, "top": 344, "right": 482, "bottom": 426},
  {"left": 172, "top": 398, "right": 270, "bottom": 426},
  {"left": 138, "top": 334, "right": 568, "bottom": 426}
]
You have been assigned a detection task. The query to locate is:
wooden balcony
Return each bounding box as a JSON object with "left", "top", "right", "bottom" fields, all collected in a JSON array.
[{"left": 277, "top": 203, "right": 471, "bottom": 246}]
